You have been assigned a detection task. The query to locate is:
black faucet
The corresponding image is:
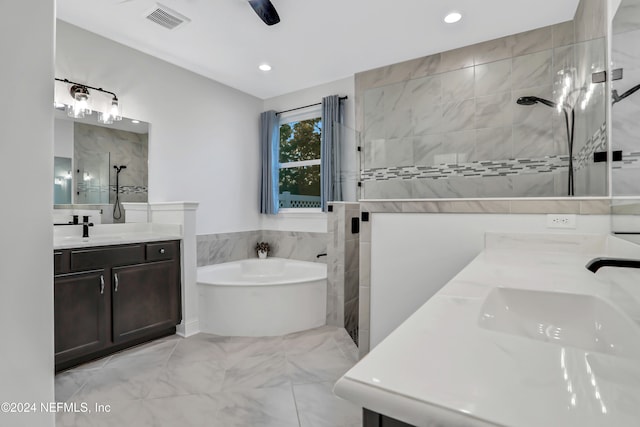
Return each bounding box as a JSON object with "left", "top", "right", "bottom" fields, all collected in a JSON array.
[
  {"left": 586, "top": 257, "right": 640, "bottom": 273},
  {"left": 82, "top": 215, "right": 94, "bottom": 238},
  {"left": 317, "top": 253, "right": 327, "bottom": 258}
]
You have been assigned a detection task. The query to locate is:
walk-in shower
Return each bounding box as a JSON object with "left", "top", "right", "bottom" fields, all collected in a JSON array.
[{"left": 516, "top": 96, "right": 575, "bottom": 196}]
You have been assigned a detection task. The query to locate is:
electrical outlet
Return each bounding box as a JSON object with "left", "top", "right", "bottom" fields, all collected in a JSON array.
[{"left": 546, "top": 214, "right": 577, "bottom": 229}]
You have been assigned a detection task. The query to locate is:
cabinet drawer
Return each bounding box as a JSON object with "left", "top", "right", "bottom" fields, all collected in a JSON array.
[
  {"left": 54, "top": 251, "right": 65, "bottom": 275},
  {"left": 71, "top": 245, "right": 145, "bottom": 271},
  {"left": 146, "top": 241, "right": 178, "bottom": 262}
]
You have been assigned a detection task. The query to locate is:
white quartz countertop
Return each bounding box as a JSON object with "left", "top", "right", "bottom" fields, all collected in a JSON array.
[
  {"left": 334, "top": 233, "right": 640, "bottom": 427},
  {"left": 53, "top": 223, "right": 182, "bottom": 249}
]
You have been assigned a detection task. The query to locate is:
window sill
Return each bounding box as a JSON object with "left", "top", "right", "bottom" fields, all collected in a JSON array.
[{"left": 276, "top": 208, "right": 325, "bottom": 218}]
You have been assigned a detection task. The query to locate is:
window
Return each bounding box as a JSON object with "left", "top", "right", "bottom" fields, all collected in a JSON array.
[{"left": 278, "top": 109, "right": 322, "bottom": 210}]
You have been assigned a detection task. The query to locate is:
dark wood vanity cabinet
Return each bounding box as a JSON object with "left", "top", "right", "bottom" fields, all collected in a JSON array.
[
  {"left": 112, "top": 260, "right": 179, "bottom": 344},
  {"left": 54, "top": 269, "right": 108, "bottom": 361},
  {"left": 54, "top": 240, "right": 181, "bottom": 372}
]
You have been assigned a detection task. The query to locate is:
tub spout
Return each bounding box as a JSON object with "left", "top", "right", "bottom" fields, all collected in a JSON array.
[{"left": 316, "top": 253, "right": 327, "bottom": 258}]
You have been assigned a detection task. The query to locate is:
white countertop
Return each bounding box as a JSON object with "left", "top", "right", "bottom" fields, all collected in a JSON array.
[
  {"left": 53, "top": 223, "right": 182, "bottom": 249},
  {"left": 334, "top": 233, "right": 640, "bottom": 427}
]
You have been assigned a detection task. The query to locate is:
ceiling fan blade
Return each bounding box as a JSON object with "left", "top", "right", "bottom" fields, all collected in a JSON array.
[{"left": 248, "top": 0, "right": 280, "bottom": 26}]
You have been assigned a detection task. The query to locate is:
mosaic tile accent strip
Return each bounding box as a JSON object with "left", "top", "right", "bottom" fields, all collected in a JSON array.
[
  {"left": 110, "top": 185, "right": 149, "bottom": 195},
  {"left": 613, "top": 152, "right": 640, "bottom": 169},
  {"left": 574, "top": 122, "right": 607, "bottom": 169},
  {"left": 361, "top": 156, "right": 571, "bottom": 182},
  {"left": 361, "top": 122, "right": 608, "bottom": 182}
]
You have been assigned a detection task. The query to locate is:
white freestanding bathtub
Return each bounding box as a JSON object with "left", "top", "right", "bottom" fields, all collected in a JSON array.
[{"left": 197, "top": 258, "right": 327, "bottom": 336}]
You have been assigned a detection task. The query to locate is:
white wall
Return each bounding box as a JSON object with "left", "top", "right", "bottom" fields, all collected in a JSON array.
[
  {"left": 370, "top": 213, "right": 611, "bottom": 348},
  {"left": 54, "top": 118, "right": 74, "bottom": 158},
  {"left": 56, "top": 21, "right": 264, "bottom": 235},
  {"left": 261, "top": 76, "right": 356, "bottom": 233},
  {"left": 0, "top": 2, "right": 55, "bottom": 426}
]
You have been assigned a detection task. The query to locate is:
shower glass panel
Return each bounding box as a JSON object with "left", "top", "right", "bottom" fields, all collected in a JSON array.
[
  {"left": 76, "top": 152, "right": 110, "bottom": 204},
  {"left": 360, "top": 37, "right": 607, "bottom": 199},
  {"left": 334, "top": 122, "right": 360, "bottom": 202}
]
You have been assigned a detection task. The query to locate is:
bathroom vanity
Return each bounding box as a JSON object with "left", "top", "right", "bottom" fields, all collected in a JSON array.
[
  {"left": 334, "top": 233, "right": 640, "bottom": 427},
  {"left": 53, "top": 225, "right": 182, "bottom": 372}
]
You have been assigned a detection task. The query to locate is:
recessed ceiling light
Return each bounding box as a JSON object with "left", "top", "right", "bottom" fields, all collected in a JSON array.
[
  {"left": 444, "top": 12, "right": 462, "bottom": 24},
  {"left": 259, "top": 63, "right": 272, "bottom": 72},
  {"left": 131, "top": 120, "right": 140, "bottom": 124}
]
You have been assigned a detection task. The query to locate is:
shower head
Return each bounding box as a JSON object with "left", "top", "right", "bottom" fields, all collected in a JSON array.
[
  {"left": 113, "top": 165, "right": 127, "bottom": 174},
  {"left": 516, "top": 96, "right": 558, "bottom": 109}
]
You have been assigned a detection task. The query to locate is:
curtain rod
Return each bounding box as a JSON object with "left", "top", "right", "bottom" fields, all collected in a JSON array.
[{"left": 275, "top": 96, "right": 348, "bottom": 116}]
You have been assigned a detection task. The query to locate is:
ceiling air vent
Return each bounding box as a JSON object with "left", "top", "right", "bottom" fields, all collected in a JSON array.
[{"left": 144, "top": 3, "right": 190, "bottom": 30}]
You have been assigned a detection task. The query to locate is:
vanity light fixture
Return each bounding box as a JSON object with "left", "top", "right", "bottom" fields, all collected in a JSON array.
[
  {"left": 99, "top": 97, "right": 122, "bottom": 125},
  {"left": 55, "top": 78, "right": 122, "bottom": 125},
  {"left": 444, "top": 11, "right": 462, "bottom": 24},
  {"left": 259, "top": 63, "right": 272, "bottom": 71},
  {"left": 67, "top": 84, "right": 91, "bottom": 119}
]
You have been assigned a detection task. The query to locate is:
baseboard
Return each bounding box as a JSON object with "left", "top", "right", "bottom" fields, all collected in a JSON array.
[{"left": 176, "top": 319, "right": 200, "bottom": 337}]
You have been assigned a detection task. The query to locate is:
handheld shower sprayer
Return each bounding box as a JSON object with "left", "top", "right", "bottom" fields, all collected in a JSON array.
[
  {"left": 112, "top": 165, "right": 127, "bottom": 220},
  {"left": 515, "top": 96, "right": 575, "bottom": 196}
]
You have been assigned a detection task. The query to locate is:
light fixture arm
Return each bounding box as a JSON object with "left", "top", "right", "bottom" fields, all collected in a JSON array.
[{"left": 55, "top": 78, "right": 118, "bottom": 101}]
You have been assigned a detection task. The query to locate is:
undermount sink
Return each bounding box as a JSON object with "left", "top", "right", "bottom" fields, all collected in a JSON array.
[{"left": 478, "top": 287, "right": 640, "bottom": 358}]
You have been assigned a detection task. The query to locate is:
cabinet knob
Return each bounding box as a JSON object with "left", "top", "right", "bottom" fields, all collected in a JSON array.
[{"left": 159, "top": 248, "right": 166, "bottom": 254}]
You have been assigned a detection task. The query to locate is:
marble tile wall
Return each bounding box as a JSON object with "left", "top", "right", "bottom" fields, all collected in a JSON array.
[
  {"left": 327, "top": 203, "right": 360, "bottom": 345},
  {"left": 197, "top": 230, "right": 327, "bottom": 267},
  {"left": 356, "top": 0, "right": 608, "bottom": 200},
  {"left": 612, "top": 11, "right": 640, "bottom": 196}
]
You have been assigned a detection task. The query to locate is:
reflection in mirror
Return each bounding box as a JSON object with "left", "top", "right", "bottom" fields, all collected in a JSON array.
[
  {"left": 611, "top": 0, "right": 640, "bottom": 237},
  {"left": 53, "top": 157, "right": 72, "bottom": 204},
  {"left": 53, "top": 108, "right": 149, "bottom": 223}
]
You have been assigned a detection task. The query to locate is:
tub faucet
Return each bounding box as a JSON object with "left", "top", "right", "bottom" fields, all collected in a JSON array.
[
  {"left": 82, "top": 215, "right": 94, "bottom": 238},
  {"left": 317, "top": 253, "right": 327, "bottom": 258},
  {"left": 586, "top": 257, "right": 640, "bottom": 273}
]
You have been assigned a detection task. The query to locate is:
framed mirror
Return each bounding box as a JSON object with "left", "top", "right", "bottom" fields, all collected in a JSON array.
[{"left": 53, "top": 108, "right": 149, "bottom": 223}]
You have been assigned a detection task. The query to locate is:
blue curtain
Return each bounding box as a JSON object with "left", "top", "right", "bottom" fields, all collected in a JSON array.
[
  {"left": 321, "top": 95, "right": 343, "bottom": 211},
  {"left": 259, "top": 110, "right": 279, "bottom": 214}
]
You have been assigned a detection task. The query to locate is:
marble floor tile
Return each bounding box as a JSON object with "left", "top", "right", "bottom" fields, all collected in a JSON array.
[
  {"left": 223, "top": 354, "right": 290, "bottom": 391},
  {"left": 54, "top": 326, "right": 360, "bottom": 427},
  {"left": 224, "top": 336, "right": 285, "bottom": 360},
  {"left": 147, "top": 358, "right": 226, "bottom": 398},
  {"left": 215, "top": 385, "right": 299, "bottom": 427},
  {"left": 71, "top": 363, "right": 163, "bottom": 403},
  {"left": 168, "top": 334, "right": 229, "bottom": 364},
  {"left": 56, "top": 399, "right": 145, "bottom": 427},
  {"left": 284, "top": 325, "right": 341, "bottom": 355},
  {"left": 293, "top": 382, "right": 362, "bottom": 427},
  {"left": 287, "top": 347, "right": 355, "bottom": 385},
  {"left": 55, "top": 370, "right": 94, "bottom": 403},
  {"left": 333, "top": 329, "right": 360, "bottom": 363},
  {"left": 141, "top": 394, "right": 222, "bottom": 427}
]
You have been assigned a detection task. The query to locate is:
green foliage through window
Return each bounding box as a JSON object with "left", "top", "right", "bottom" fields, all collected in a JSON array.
[{"left": 278, "top": 117, "right": 322, "bottom": 207}]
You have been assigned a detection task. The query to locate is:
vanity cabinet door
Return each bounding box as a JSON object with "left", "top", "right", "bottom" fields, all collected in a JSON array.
[
  {"left": 54, "top": 269, "right": 108, "bottom": 363},
  {"left": 111, "top": 260, "right": 180, "bottom": 344}
]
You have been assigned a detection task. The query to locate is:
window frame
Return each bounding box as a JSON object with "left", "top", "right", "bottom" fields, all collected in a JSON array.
[{"left": 277, "top": 106, "right": 323, "bottom": 213}]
